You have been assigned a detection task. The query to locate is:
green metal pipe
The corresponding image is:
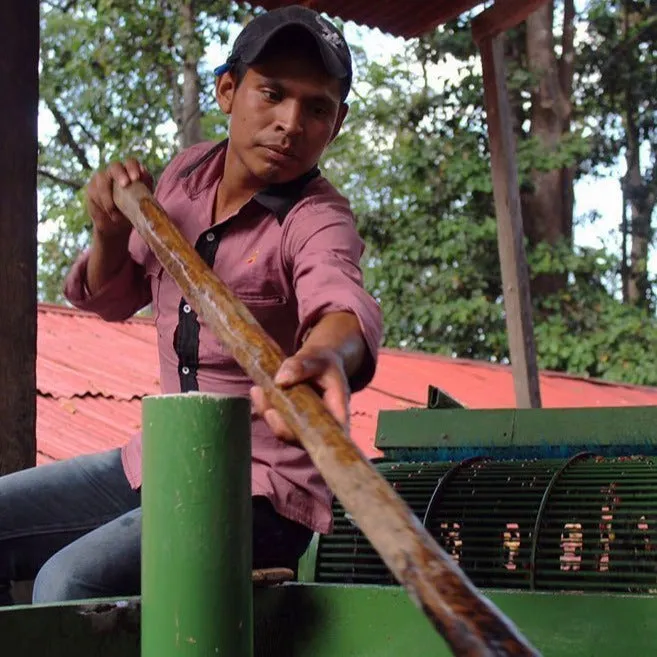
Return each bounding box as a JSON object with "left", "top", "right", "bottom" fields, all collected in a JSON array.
[{"left": 141, "top": 392, "right": 253, "bottom": 657}]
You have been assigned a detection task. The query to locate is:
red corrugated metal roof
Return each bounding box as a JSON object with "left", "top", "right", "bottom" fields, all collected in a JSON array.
[
  {"left": 249, "top": 0, "right": 484, "bottom": 39},
  {"left": 36, "top": 303, "right": 657, "bottom": 463},
  {"left": 38, "top": 305, "right": 159, "bottom": 399},
  {"left": 37, "top": 396, "right": 140, "bottom": 465}
]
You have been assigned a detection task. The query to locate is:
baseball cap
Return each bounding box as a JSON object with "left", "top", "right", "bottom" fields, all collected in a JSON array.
[{"left": 213, "top": 5, "right": 353, "bottom": 101}]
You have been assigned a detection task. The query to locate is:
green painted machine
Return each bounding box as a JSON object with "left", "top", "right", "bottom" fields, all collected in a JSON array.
[
  {"left": 2, "top": 398, "right": 657, "bottom": 656},
  {"left": 304, "top": 406, "right": 657, "bottom": 595}
]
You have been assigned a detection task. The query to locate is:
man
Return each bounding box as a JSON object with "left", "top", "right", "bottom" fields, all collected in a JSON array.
[{"left": 0, "top": 5, "right": 381, "bottom": 605}]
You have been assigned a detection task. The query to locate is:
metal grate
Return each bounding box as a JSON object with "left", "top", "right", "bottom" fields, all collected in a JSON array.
[
  {"left": 424, "top": 459, "right": 560, "bottom": 589},
  {"left": 315, "top": 462, "right": 452, "bottom": 584},
  {"left": 534, "top": 456, "right": 657, "bottom": 593},
  {"left": 312, "top": 456, "right": 657, "bottom": 593}
]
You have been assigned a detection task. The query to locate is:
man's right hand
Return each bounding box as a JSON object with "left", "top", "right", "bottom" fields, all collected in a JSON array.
[
  {"left": 84, "top": 159, "right": 154, "bottom": 295},
  {"left": 86, "top": 159, "right": 154, "bottom": 241}
]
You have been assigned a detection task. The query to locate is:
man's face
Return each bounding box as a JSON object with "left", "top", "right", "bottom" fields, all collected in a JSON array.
[{"left": 216, "top": 46, "right": 348, "bottom": 185}]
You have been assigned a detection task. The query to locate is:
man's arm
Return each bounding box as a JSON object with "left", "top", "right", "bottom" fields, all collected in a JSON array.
[
  {"left": 64, "top": 159, "right": 154, "bottom": 320},
  {"left": 250, "top": 191, "right": 383, "bottom": 443},
  {"left": 85, "top": 229, "right": 131, "bottom": 295},
  {"left": 294, "top": 310, "right": 367, "bottom": 380}
]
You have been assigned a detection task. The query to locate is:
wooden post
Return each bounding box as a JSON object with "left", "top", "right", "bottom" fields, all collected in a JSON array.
[
  {"left": 476, "top": 33, "right": 542, "bottom": 409},
  {"left": 0, "top": 3, "right": 39, "bottom": 473}
]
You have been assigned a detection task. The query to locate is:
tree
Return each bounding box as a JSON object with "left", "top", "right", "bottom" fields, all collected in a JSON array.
[
  {"left": 521, "top": 0, "right": 576, "bottom": 296},
  {"left": 38, "top": 0, "right": 241, "bottom": 300},
  {"left": 579, "top": 0, "right": 657, "bottom": 309},
  {"left": 322, "top": 5, "right": 657, "bottom": 385}
]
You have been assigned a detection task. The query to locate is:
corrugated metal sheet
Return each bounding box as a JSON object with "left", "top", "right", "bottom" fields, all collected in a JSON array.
[
  {"left": 37, "top": 396, "right": 140, "bottom": 465},
  {"left": 35, "top": 304, "right": 657, "bottom": 464},
  {"left": 37, "top": 305, "right": 160, "bottom": 399},
  {"left": 250, "top": 0, "right": 484, "bottom": 38},
  {"left": 368, "top": 349, "right": 657, "bottom": 410}
]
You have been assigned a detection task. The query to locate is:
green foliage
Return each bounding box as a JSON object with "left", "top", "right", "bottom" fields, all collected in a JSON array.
[
  {"left": 533, "top": 247, "right": 657, "bottom": 385},
  {"left": 578, "top": 0, "right": 657, "bottom": 172},
  {"left": 322, "top": 17, "right": 657, "bottom": 386},
  {"left": 323, "top": 47, "right": 504, "bottom": 358},
  {"left": 577, "top": 0, "right": 656, "bottom": 310},
  {"left": 38, "top": 0, "right": 239, "bottom": 301}
]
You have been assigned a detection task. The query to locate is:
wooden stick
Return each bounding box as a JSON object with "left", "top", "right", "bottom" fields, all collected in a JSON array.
[{"left": 113, "top": 181, "right": 541, "bottom": 657}]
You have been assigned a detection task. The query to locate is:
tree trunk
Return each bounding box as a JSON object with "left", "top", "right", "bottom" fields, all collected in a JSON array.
[
  {"left": 0, "top": 2, "right": 38, "bottom": 474},
  {"left": 623, "top": 119, "right": 655, "bottom": 307},
  {"left": 179, "top": 0, "right": 203, "bottom": 149},
  {"left": 621, "top": 1, "right": 655, "bottom": 308},
  {"left": 522, "top": 1, "right": 574, "bottom": 297}
]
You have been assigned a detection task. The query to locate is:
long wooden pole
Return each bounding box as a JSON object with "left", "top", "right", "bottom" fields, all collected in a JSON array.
[{"left": 113, "top": 181, "right": 540, "bottom": 657}]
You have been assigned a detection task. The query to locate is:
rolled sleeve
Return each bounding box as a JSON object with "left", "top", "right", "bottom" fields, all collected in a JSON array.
[
  {"left": 283, "top": 195, "right": 383, "bottom": 392},
  {"left": 63, "top": 248, "right": 151, "bottom": 322}
]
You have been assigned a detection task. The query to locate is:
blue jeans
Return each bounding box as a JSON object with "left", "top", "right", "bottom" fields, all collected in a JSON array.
[{"left": 0, "top": 449, "right": 312, "bottom": 606}]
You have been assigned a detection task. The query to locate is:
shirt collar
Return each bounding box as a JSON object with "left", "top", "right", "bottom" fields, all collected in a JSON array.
[{"left": 179, "top": 139, "right": 321, "bottom": 224}]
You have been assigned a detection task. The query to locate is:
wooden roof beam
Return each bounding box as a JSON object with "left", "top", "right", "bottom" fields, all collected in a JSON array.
[
  {"left": 472, "top": 0, "right": 549, "bottom": 43},
  {"left": 413, "top": 0, "right": 486, "bottom": 33},
  {"left": 248, "top": 0, "right": 485, "bottom": 39}
]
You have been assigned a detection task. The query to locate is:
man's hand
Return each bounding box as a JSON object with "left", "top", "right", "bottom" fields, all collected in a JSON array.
[
  {"left": 251, "top": 311, "right": 366, "bottom": 444},
  {"left": 250, "top": 346, "right": 351, "bottom": 444},
  {"left": 85, "top": 159, "right": 154, "bottom": 295},
  {"left": 86, "top": 158, "right": 154, "bottom": 241}
]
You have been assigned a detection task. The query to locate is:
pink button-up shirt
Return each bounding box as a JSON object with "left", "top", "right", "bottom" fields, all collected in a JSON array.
[{"left": 64, "top": 141, "right": 382, "bottom": 534}]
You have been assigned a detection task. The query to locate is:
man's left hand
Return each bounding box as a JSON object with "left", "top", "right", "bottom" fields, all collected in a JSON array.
[{"left": 250, "top": 346, "right": 350, "bottom": 444}]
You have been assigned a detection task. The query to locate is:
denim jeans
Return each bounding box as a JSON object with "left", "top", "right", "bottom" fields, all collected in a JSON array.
[{"left": 0, "top": 449, "right": 312, "bottom": 606}]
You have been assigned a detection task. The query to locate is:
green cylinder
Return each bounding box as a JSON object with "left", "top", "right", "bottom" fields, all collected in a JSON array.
[{"left": 141, "top": 392, "right": 253, "bottom": 656}]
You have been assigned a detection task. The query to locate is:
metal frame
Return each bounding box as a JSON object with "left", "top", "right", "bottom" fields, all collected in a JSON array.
[
  {"left": 375, "top": 406, "right": 657, "bottom": 453},
  {"left": 421, "top": 456, "right": 488, "bottom": 526},
  {"left": 4, "top": 586, "right": 657, "bottom": 656},
  {"left": 528, "top": 451, "right": 593, "bottom": 589}
]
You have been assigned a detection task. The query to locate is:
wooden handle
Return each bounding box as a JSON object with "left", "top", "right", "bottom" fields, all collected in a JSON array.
[{"left": 113, "top": 181, "right": 541, "bottom": 657}]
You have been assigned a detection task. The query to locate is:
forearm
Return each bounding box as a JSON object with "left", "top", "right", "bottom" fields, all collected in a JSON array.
[
  {"left": 85, "top": 228, "right": 131, "bottom": 295},
  {"left": 299, "top": 311, "right": 367, "bottom": 379}
]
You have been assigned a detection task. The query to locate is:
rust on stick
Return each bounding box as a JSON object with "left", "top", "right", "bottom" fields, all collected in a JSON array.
[{"left": 113, "top": 181, "right": 541, "bottom": 657}]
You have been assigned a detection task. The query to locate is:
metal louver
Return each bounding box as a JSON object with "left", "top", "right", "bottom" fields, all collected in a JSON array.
[
  {"left": 534, "top": 456, "right": 657, "bottom": 593},
  {"left": 423, "top": 457, "right": 560, "bottom": 589},
  {"left": 310, "top": 455, "right": 657, "bottom": 594},
  {"left": 314, "top": 462, "right": 452, "bottom": 584}
]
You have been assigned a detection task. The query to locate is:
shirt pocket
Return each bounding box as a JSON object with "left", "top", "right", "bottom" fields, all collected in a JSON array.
[
  {"left": 235, "top": 292, "right": 295, "bottom": 352},
  {"left": 236, "top": 292, "right": 287, "bottom": 307}
]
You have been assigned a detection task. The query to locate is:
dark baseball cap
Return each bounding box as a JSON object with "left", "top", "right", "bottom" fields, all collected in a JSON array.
[{"left": 213, "top": 5, "right": 353, "bottom": 101}]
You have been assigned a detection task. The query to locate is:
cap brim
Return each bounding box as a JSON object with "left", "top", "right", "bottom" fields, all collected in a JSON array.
[
  {"left": 213, "top": 63, "right": 232, "bottom": 76},
  {"left": 240, "top": 22, "right": 349, "bottom": 80}
]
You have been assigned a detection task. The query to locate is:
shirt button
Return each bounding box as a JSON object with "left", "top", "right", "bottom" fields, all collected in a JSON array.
[
  {"left": 181, "top": 366, "right": 190, "bottom": 375},
  {"left": 206, "top": 232, "right": 215, "bottom": 242},
  {"left": 183, "top": 304, "right": 191, "bottom": 314}
]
